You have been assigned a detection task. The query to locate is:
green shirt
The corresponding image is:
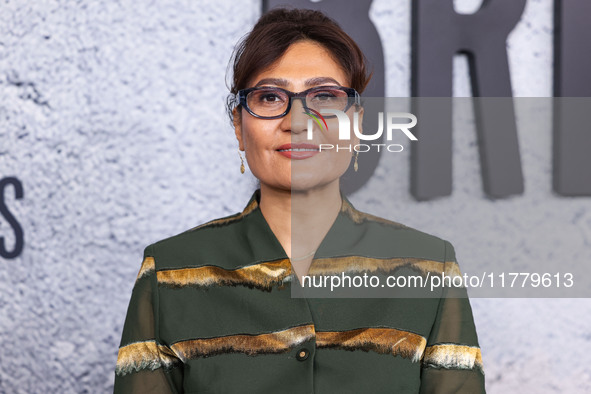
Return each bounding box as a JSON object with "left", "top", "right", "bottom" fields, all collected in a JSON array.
[{"left": 114, "top": 188, "right": 485, "bottom": 393}]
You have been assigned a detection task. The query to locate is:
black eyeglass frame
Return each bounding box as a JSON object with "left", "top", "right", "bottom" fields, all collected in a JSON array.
[{"left": 235, "top": 85, "right": 361, "bottom": 120}]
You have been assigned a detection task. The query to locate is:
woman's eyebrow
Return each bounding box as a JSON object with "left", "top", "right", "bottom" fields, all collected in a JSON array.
[
  {"left": 304, "top": 77, "right": 342, "bottom": 87},
  {"left": 253, "top": 77, "right": 342, "bottom": 88},
  {"left": 254, "top": 78, "right": 289, "bottom": 87}
]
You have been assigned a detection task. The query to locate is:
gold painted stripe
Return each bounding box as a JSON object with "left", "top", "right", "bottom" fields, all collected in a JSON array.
[
  {"left": 155, "top": 257, "right": 462, "bottom": 290},
  {"left": 423, "top": 344, "right": 484, "bottom": 373},
  {"left": 316, "top": 327, "right": 427, "bottom": 362},
  {"left": 116, "top": 340, "right": 181, "bottom": 376},
  {"left": 308, "top": 255, "right": 462, "bottom": 279},
  {"left": 444, "top": 260, "right": 462, "bottom": 278},
  {"left": 171, "top": 324, "right": 316, "bottom": 361},
  {"left": 157, "top": 258, "right": 292, "bottom": 290},
  {"left": 168, "top": 325, "right": 428, "bottom": 363},
  {"left": 135, "top": 256, "right": 155, "bottom": 282}
]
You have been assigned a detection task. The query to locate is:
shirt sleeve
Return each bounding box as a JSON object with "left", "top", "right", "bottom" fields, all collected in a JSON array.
[
  {"left": 419, "top": 240, "right": 486, "bottom": 394},
  {"left": 114, "top": 244, "right": 184, "bottom": 394}
]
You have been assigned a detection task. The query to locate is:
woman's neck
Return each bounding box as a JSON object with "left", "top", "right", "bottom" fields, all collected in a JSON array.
[{"left": 258, "top": 182, "right": 343, "bottom": 280}]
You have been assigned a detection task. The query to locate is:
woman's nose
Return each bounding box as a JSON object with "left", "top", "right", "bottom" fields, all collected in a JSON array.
[{"left": 284, "top": 98, "right": 309, "bottom": 135}]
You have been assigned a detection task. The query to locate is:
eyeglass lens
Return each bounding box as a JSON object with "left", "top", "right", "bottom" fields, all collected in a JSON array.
[{"left": 246, "top": 87, "right": 351, "bottom": 117}]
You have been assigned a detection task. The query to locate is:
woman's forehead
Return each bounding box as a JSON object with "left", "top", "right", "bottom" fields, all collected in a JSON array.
[{"left": 246, "top": 41, "right": 349, "bottom": 88}]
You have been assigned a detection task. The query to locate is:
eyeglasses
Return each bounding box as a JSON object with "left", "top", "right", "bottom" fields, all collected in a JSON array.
[{"left": 235, "top": 85, "right": 360, "bottom": 119}]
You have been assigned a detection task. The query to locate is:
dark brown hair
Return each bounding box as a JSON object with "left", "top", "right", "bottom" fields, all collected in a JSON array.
[{"left": 225, "top": 7, "right": 373, "bottom": 124}]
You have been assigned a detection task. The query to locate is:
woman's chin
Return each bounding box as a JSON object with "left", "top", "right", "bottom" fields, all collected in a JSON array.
[{"left": 286, "top": 175, "right": 335, "bottom": 193}]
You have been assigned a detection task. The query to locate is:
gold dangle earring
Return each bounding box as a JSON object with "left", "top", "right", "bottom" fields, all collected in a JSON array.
[
  {"left": 353, "top": 151, "right": 359, "bottom": 172},
  {"left": 239, "top": 150, "right": 245, "bottom": 174}
]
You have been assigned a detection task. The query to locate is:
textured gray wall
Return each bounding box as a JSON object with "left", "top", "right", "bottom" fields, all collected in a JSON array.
[{"left": 1, "top": 0, "right": 589, "bottom": 393}]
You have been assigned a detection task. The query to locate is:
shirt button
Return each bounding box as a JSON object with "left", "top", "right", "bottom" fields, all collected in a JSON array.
[{"left": 296, "top": 348, "right": 309, "bottom": 361}]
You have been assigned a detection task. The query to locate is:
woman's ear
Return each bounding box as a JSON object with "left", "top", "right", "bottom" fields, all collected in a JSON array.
[{"left": 233, "top": 107, "right": 244, "bottom": 150}]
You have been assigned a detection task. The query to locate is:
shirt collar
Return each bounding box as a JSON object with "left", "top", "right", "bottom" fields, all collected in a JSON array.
[
  {"left": 241, "top": 188, "right": 357, "bottom": 216},
  {"left": 239, "top": 188, "right": 360, "bottom": 262}
]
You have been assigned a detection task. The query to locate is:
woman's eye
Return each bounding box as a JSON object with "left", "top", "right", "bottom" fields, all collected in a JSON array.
[
  {"left": 256, "top": 92, "right": 286, "bottom": 104},
  {"left": 310, "top": 91, "right": 340, "bottom": 104},
  {"left": 318, "top": 95, "right": 336, "bottom": 102},
  {"left": 311, "top": 88, "right": 344, "bottom": 100},
  {"left": 261, "top": 93, "right": 281, "bottom": 102}
]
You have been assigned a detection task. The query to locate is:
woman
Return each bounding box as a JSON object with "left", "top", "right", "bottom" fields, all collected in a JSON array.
[{"left": 114, "top": 7, "right": 485, "bottom": 393}]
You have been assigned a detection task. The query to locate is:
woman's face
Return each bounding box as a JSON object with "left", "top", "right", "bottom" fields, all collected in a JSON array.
[{"left": 234, "top": 40, "right": 361, "bottom": 192}]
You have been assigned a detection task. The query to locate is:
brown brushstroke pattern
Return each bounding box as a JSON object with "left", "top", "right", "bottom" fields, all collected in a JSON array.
[
  {"left": 308, "top": 255, "right": 461, "bottom": 279},
  {"left": 135, "top": 256, "right": 155, "bottom": 282},
  {"left": 423, "top": 344, "right": 484, "bottom": 374},
  {"left": 167, "top": 325, "right": 428, "bottom": 363},
  {"left": 316, "top": 327, "right": 427, "bottom": 362},
  {"left": 157, "top": 258, "right": 293, "bottom": 290},
  {"left": 170, "top": 323, "right": 316, "bottom": 361},
  {"left": 155, "top": 257, "right": 462, "bottom": 290},
  {"left": 115, "top": 340, "right": 182, "bottom": 376}
]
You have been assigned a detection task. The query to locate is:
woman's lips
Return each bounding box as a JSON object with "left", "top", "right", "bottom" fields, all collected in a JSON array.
[{"left": 276, "top": 143, "right": 320, "bottom": 159}]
